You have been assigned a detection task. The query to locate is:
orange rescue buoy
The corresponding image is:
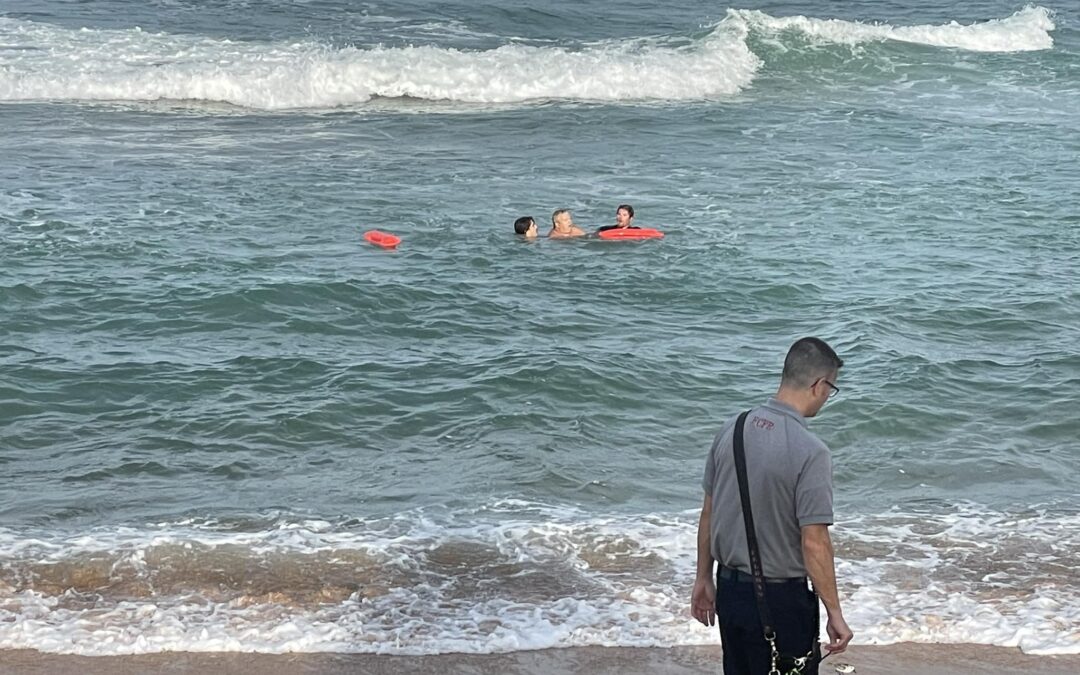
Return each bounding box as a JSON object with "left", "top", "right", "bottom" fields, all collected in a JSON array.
[
  {"left": 597, "top": 227, "right": 664, "bottom": 240},
  {"left": 363, "top": 230, "right": 401, "bottom": 249}
]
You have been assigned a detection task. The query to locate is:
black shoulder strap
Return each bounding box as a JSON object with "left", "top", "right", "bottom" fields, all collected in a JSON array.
[{"left": 733, "top": 410, "right": 775, "bottom": 638}]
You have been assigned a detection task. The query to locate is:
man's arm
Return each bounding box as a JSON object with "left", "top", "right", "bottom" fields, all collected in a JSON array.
[
  {"left": 801, "top": 524, "right": 853, "bottom": 654},
  {"left": 690, "top": 493, "right": 716, "bottom": 626}
]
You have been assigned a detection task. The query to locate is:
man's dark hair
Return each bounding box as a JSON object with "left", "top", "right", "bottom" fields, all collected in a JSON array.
[
  {"left": 617, "top": 204, "right": 634, "bottom": 218},
  {"left": 514, "top": 216, "right": 534, "bottom": 235},
  {"left": 781, "top": 337, "right": 843, "bottom": 388}
]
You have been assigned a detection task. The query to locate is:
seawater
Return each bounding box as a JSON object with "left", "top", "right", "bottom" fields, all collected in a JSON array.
[{"left": 1, "top": 0, "right": 1078, "bottom": 657}]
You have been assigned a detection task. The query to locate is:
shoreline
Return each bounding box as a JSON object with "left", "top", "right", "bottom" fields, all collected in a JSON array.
[{"left": 3, "top": 644, "right": 1080, "bottom": 674}]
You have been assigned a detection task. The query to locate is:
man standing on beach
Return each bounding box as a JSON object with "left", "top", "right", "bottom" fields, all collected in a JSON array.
[{"left": 691, "top": 337, "right": 853, "bottom": 674}]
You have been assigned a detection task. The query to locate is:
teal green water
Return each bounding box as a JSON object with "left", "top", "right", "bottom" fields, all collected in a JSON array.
[
  {"left": 4, "top": 100, "right": 1077, "bottom": 524},
  {"left": 0, "top": 0, "right": 1078, "bottom": 656}
]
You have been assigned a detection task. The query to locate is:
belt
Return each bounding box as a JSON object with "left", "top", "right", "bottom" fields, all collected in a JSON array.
[{"left": 718, "top": 566, "right": 806, "bottom": 585}]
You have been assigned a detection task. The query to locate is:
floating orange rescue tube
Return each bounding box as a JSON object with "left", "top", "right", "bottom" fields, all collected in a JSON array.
[
  {"left": 363, "top": 230, "right": 401, "bottom": 248},
  {"left": 598, "top": 227, "right": 664, "bottom": 240}
]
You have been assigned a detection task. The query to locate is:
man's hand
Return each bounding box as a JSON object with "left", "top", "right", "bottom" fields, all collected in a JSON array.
[
  {"left": 690, "top": 576, "right": 716, "bottom": 626},
  {"left": 801, "top": 524, "right": 852, "bottom": 655},
  {"left": 823, "top": 611, "right": 853, "bottom": 655}
]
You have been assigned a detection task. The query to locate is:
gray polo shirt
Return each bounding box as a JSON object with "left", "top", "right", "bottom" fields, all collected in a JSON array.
[{"left": 702, "top": 398, "right": 834, "bottom": 579}]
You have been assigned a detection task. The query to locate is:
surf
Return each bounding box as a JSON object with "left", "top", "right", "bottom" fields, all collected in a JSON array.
[{"left": 0, "top": 7, "right": 1056, "bottom": 110}]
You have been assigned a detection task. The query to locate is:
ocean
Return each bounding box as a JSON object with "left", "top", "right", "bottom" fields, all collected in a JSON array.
[{"left": 1, "top": 0, "right": 1078, "bottom": 657}]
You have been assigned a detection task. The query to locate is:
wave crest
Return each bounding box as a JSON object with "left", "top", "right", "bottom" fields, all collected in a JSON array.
[
  {"left": 725, "top": 5, "right": 1055, "bottom": 52},
  {"left": 0, "top": 6, "right": 1057, "bottom": 110},
  {"left": 0, "top": 18, "right": 758, "bottom": 109}
]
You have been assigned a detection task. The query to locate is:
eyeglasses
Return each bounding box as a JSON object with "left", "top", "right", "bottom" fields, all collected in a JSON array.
[{"left": 822, "top": 379, "right": 840, "bottom": 399}]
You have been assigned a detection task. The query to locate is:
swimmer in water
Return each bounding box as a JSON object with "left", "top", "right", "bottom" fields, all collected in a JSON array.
[
  {"left": 597, "top": 204, "right": 640, "bottom": 233},
  {"left": 549, "top": 209, "right": 586, "bottom": 239},
  {"left": 514, "top": 216, "right": 538, "bottom": 239}
]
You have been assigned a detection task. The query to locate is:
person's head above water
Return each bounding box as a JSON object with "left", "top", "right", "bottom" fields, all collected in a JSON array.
[
  {"left": 615, "top": 204, "right": 635, "bottom": 228},
  {"left": 550, "top": 209, "right": 585, "bottom": 238},
  {"left": 514, "top": 216, "right": 538, "bottom": 239}
]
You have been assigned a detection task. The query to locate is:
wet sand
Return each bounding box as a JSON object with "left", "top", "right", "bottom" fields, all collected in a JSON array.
[{"left": 3, "top": 644, "right": 1080, "bottom": 674}]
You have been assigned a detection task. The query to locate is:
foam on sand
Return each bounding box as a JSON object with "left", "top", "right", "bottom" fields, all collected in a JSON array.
[{"left": 0, "top": 500, "right": 1077, "bottom": 655}]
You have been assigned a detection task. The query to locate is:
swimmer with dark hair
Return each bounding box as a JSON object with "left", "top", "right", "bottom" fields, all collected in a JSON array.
[
  {"left": 597, "top": 204, "right": 640, "bottom": 233},
  {"left": 514, "top": 216, "right": 538, "bottom": 239}
]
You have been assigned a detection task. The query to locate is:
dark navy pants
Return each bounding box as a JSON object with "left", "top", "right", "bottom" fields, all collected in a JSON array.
[{"left": 715, "top": 569, "right": 820, "bottom": 675}]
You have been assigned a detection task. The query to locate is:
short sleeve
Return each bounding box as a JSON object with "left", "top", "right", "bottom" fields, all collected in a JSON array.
[
  {"left": 703, "top": 417, "right": 738, "bottom": 496},
  {"left": 796, "top": 443, "right": 833, "bottom": 526},
  {"left": 702, "top": 438, "right": 717, "bottom": 495}
]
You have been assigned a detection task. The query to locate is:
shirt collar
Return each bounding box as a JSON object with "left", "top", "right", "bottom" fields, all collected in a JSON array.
[{"left": 763, "top": 397, "right": 809, "bottom": 428}]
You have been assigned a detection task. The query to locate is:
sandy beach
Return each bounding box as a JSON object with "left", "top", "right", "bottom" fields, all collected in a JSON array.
[{"left": 3, "top": 644, "right": 1079, "bottom": 675}]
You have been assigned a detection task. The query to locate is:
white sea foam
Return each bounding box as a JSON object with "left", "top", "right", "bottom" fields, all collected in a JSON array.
[
  {"left": 728, "top": 5, "right": 1055, "bottom": 52},
  {"left": 0, "top": 500, "right": 1077, "bottom": 656},
  {"left": 838, "top": 504, "right": 1080, "bottom": 655},
  {"left": 0, "top": 17, "right": 758, "bottom": 109},
  {"left": 0, "top": 7, "right": 1056, "bottom": 110}
]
